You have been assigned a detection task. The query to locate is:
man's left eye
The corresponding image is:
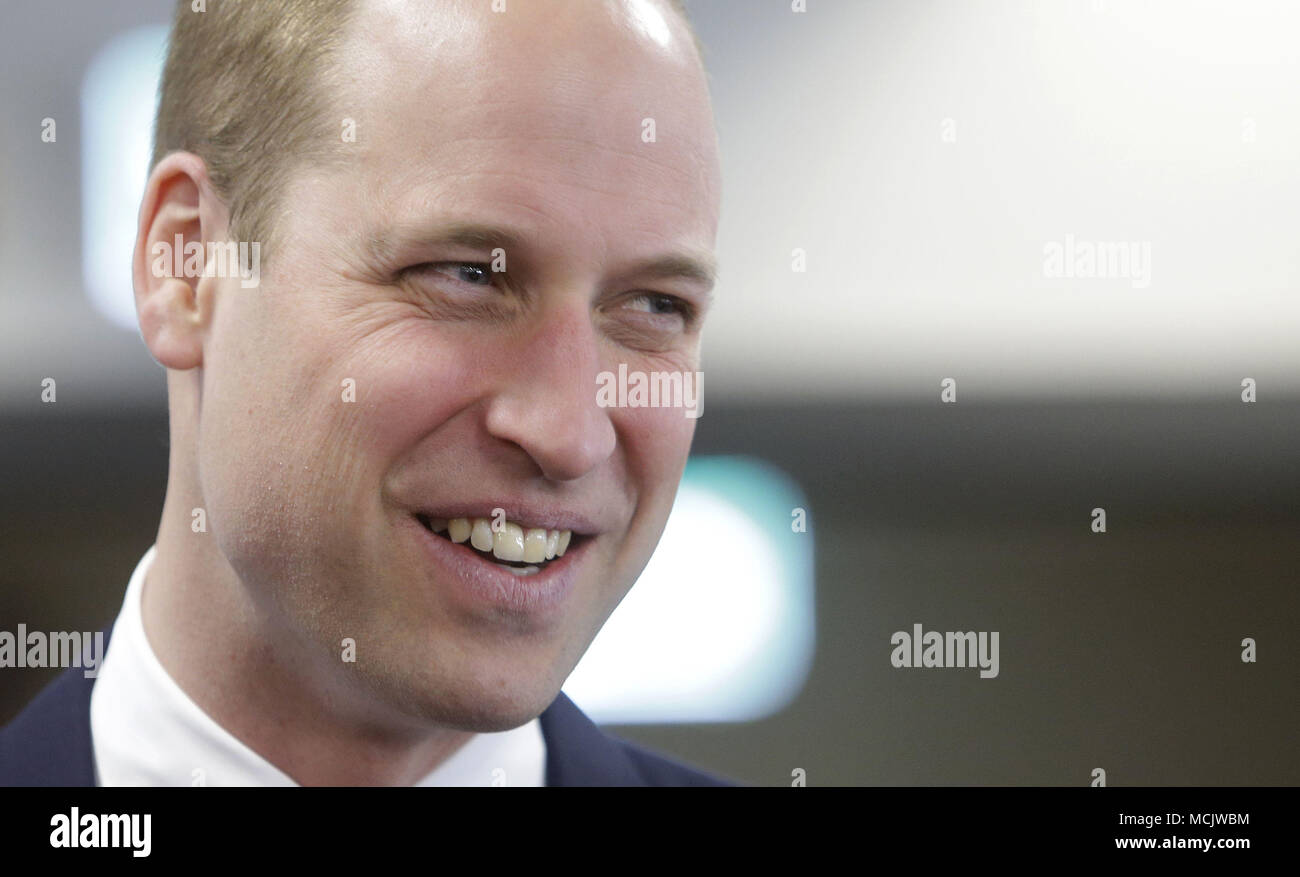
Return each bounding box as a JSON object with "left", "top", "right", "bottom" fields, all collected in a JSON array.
[
  {"left": 627, "top": 293, "right": 688, "bottom": 317},
  {"left": 433, "top": 262, "right": 493, "bottom": 286}
]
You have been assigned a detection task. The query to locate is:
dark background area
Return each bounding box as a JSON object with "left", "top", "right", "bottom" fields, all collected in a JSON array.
[{"left": 5, "top": 398, "right": 1296, "bottom": 785}]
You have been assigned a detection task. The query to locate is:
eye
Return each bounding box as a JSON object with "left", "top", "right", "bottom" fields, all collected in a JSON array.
[
  {"left": 626, "top": 292, "right": 692, "bottom": 319},
  {"left": 424, "top": 262, "right": 495, "bottom": 287}
]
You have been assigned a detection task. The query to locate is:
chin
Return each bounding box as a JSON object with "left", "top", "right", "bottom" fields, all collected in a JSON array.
[
  {"left": 416, "top": 678, "right": 558, "bottom": 733},
  {"left": 374, "top": 648, "right": 567, "bottom": 734}
]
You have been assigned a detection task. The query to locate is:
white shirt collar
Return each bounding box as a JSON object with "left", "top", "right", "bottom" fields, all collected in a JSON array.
[{"left": 90, "top": 545, "right": 546, "bottom": 786}]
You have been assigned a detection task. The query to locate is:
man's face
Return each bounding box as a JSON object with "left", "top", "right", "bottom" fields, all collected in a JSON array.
[{"left": 191, "top": 0, "right": 720, "bottom": 730}]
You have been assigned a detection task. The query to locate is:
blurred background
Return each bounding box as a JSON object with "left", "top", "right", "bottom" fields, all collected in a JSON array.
[{"left": 2, "top": 0, "right": 1297, "bottom": 785}]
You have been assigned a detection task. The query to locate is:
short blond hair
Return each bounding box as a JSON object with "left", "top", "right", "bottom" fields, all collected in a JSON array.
[
  {"left": 151, "top": 0, "right": 698, "bottom": 259},
  {"left": 152, "top": 0, "right": 357, "bottom": 255}
]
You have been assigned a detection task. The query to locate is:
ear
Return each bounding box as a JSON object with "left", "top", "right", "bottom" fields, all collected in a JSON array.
[{"left": 132, "top": 152, "right": 231, "bottom": 370}]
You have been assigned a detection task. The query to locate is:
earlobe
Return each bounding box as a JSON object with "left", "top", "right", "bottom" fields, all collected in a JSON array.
[
  {"left": 137, "top": 274, "right": 205, "bottom": 371},
  {"left": 132, "top": 152, "right": 227, "bottom": 371}
]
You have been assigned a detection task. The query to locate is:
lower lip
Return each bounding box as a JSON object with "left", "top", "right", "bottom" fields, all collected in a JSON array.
[{"left": 407, "top": 515, "right": 585, "bottom": 620}]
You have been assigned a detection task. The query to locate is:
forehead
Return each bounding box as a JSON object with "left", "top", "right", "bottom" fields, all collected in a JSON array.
[{"left": 327, "top": 0, "right": 720, "bottom": 268}]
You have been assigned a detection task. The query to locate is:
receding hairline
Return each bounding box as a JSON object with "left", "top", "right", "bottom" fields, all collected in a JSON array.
[{"left": 150, "top": 0, "right": 706, "bottom": 258}]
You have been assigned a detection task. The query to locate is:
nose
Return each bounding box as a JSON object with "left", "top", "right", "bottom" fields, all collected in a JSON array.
[{"left": 483, "top": 305, "right": 617, "bottom": 482}]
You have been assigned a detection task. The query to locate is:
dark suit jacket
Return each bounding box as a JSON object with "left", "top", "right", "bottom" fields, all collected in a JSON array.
[{"left": 0, "top": 626, "right": 730, "bottom": 787}]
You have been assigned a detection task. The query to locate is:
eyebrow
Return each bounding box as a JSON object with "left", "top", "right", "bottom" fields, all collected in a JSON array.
[
  {"left": 365, "top": 221, "right": 526, "bottom": 264},
  {"left": 630, "top": 251, "right": 718, "bottom": 291},
  {"left": 366, "top": 221, "right": 717, "bottom": 292}
]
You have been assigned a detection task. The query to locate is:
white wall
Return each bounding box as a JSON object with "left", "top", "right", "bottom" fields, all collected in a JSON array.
[{"left": 2, "top": 0, "right": 1298, "bottom": 407}]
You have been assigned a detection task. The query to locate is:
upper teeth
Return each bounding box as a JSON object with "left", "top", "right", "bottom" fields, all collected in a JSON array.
[{"left": 431, "top": 517, "right": 572, "bottom": 562}]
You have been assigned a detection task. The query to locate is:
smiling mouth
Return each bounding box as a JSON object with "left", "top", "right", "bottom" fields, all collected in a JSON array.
[{"left": 414, "top": 514, "right": 578, "bottom": 577}]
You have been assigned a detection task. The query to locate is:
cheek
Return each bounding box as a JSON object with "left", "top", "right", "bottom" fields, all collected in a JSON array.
[
  {"left": 192, "top": 302, "right": 334, "bottom": 566},
  {"left": 195, "top": 296, "right": 479, "bottom": 553},
  {"left": 333, "top": 320, "right": 495, "bottom": 469},
  {"left": 616, "top": 405, "right": 696, "bottom": 541}
]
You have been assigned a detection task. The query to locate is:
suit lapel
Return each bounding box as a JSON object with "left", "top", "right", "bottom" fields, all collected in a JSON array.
[
  {"left": 0, "top": 623, "right": 113, "bottom": 786},
  {"left": 2, "top": 624, "right": 642, "bottom": 787},
  {"left": 0, "top": 663, "right": 99, "bottom": 785},
  {"left": 538, "top": 691, "right": 645, "bottom": 786}
]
